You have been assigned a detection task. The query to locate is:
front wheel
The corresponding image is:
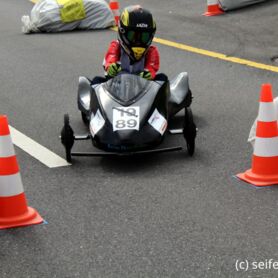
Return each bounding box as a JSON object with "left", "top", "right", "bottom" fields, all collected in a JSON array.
[
  {"left": 61, "top": 114, "right": 74, "bottom": 162},
  {"left": 183, "top": 108, "right": 197, "bottom": 156},
  {"left": 185, "top": 89, "right": 193, "bottom": 107}
]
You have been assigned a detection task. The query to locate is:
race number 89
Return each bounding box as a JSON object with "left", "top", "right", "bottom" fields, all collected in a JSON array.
[{"left": 113, "top": 107, "right": 140, "bottom": 131}]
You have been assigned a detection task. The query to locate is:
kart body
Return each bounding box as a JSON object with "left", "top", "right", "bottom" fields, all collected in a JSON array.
[{"left": 61, "top": 72, "right": 196, "bottom": 162}]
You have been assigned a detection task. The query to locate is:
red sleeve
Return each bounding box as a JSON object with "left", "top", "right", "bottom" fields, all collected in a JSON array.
[
  {"left": 103, "top": 40, "right": 121, "bottom": 71},
  {"left": 144, "top": 45, "right": 160, "bottom": 79}
]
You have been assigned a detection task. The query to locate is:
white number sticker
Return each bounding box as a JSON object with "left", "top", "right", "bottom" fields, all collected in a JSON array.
[{"left": 113, "top": 106, "right": 140, "bottom": 131}]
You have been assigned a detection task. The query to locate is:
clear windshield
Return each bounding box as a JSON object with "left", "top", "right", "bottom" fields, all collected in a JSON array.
[{"left": 104, "top": 74, "right": 151, "bottom": 103}]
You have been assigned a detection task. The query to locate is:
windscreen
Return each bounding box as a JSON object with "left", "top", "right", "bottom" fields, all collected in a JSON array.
[{"left": 104, "top": 74, "right": 151, "bottom": 104}]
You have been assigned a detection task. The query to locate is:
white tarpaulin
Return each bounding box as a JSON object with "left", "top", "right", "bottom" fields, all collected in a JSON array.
[
  {"left": 219, "top": 0, "right": 268, "bottom": 11},
  {"left": 22, "top": 0, "right": 115, "bottom": 33}
]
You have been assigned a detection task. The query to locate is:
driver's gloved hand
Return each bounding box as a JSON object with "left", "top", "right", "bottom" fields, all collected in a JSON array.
[
  {"left": 107, "top": 63, "right": 121, "bottom": 77},
  {"left": 139, "top": 70, "right": 152, "bottom": 80}
]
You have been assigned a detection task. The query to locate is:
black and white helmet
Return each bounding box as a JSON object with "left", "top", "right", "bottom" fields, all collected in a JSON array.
[{"left": 118, "top": 5, "right": 156, "bottom": 61}]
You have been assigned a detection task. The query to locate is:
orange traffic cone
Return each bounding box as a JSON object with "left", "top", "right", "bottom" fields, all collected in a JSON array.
[
  {"left": 0, "top": 115, "right": 43, "bottom": 229},
  {"left": 109, "top": 0, "right": 120, "bottom": 25},
  {"left": 203, "top": 0, "right": 224, "bottom": 16},
  {"left": 237, "top": 84, "right": 278, "bottom": 186}
]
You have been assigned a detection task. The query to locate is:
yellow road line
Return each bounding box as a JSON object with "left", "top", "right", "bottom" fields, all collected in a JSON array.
[
  {"left": 28, "top": 8, "right": 278, "bottom": 73},
  {"left": 153, "top": 37, "right": 278, "bottom": 73}
]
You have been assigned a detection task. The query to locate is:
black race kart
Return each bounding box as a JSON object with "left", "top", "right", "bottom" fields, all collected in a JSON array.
[{"left": 61, "top": 72, "right": 197, "bottom": 162}]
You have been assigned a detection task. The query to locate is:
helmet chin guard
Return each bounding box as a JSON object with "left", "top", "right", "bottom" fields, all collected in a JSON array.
[{"left": 131, "top": 47, "right": 146, "bottom": 60}]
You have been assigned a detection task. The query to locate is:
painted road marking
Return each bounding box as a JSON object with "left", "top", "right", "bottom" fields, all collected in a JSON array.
[
  {"left": 154, "top": 37, "right": 278, "bottom": 73},
  {"left": 9, "top": 126, "right": 70, "bottom": 168}
]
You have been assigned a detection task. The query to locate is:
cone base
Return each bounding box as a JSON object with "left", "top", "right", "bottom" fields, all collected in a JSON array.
[
  {"left": 203, "top": 5, "right": 224, "bottom": 16},
  {"left": 237, "top": 169, "right": 278, "bottom": 187},
  {"left": 203, "top": 11, "right": 224, "bottom": 16},
  {"left": 0, "top": 206, "right": 43, "bottom": 229}
]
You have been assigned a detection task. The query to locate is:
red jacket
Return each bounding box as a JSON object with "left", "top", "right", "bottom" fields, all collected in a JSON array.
[{"left": 103, "top": 40, "right": 160, "bottom": 79}]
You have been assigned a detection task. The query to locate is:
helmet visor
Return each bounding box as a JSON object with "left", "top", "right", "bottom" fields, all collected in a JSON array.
[{"left": 126, "top": 31, "right": 151, "bottom": 45}]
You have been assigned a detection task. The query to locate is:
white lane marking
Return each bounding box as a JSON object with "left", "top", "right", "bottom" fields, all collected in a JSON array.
[{"left": 9, "top": 126, "right": 71, "bottom": 168}]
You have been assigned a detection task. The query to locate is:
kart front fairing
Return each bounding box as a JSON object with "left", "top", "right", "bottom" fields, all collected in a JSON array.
[
  {"left": 89, "top": 74, "right": 169, "bottom": 151},
  {"left": 104, "top": 73, "right": 154, "bottom": 105}
]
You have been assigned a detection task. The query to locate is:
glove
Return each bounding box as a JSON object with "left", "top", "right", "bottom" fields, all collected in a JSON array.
[
  {"left": 139, "top": 70, "right": 152, "bottom": 80},
  {"left": 107, "top": 63, "right": 121, "bottom": 77}
]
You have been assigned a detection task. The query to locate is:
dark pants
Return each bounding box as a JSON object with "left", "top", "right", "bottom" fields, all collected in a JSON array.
[
  {"left": 91, "top": 76, "right": 109, "bottom": 86},
  {"left": 154, "top": 73, "right": 168, "bottom": 82}
]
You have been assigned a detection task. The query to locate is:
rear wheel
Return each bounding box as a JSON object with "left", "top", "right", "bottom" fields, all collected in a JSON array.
[
  {"left": 81, "top": 112, "right": 89, "bottom": 125},
  {"left": 183, "top": 108, "right": 197, "bottom": 156},
  {"left": 61, "top": 114, "right": 74, "bottom": 162}
]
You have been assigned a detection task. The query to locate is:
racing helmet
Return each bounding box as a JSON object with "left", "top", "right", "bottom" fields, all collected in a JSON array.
[{"left": 118, "top": 5, "right": 156, "bottom": 61}]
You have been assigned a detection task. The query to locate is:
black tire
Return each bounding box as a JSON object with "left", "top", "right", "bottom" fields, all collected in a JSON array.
[
  {"left": 185, "top": 89, "right": 193, "bottom": 107},
  {"left": 61, "top": 114, "right": 74, "bottom": 162},
  {"left": 183, "top": 108, "right": 197, "bottom": 156},
  {"left": 81, "top": 112, "right": 89, "bottom": 125}
]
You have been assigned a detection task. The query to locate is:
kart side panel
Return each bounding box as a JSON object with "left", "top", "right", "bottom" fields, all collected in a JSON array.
[
  {"left": 169, "top": 72, "right": 190, "bottom": 117},
  {"left": 77, "top": 76, "right": 91, "bottom": 114}
]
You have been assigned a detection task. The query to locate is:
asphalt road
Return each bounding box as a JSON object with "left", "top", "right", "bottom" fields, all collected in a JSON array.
[{"left": 1, "top": 0, "right": 278, "bottom": 277}]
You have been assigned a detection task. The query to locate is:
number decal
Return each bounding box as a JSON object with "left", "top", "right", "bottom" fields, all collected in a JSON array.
[
  {"left": 127, "top": 119, "right": 137, "bottom": 128},
  {"left": 115, "top": 120, "right": 125, "bottom": 129},
  {"left": 113, "top": 107, "right": 140, "bottom": 131}
]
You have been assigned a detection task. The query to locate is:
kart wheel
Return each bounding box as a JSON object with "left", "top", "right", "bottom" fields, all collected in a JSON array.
[
  {"left": 81, "top": 112, "right": 89, "bottom": 125},
  {"left": 183, "top": 108, "right": 197, "bottom": 156},
  {"left": 61, "top": 113, "right": 74, "bottom": 163},
  {"left": 185, "top": 89, "right": 193, "bottom": 107}
]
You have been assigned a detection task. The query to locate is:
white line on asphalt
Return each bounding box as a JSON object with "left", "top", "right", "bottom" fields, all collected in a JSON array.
[{"left": 9, "top": 126, "right": 71, "bottom": 168}]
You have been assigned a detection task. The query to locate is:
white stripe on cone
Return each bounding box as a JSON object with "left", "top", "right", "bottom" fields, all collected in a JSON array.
[
  {"left": 0, "top": 125, "right": 25, "bottom": 197},
  {"left": 0, "top": 135, "right": 15, "bottom": 157},
  {"left": 258, "top": 102, "right": 277, "bottom": 122},
  {"left": 0, "top": 173, "right": 24, "bottom": 197},
  {"left": 254, "top": 137, "right": 278, "bottom": 157}
]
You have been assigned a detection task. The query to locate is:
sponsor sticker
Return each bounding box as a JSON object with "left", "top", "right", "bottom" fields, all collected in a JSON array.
[
  {"left": 90, "top": 109, "right": 105, "bottom": 137},
  {"left": 148, "top": 109, "right": 167, "bottom": 135}
]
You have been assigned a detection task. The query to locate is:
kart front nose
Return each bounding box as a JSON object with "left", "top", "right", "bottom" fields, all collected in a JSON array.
[{"left": 93, "top": 124, "right": 163, "bottom": 151}]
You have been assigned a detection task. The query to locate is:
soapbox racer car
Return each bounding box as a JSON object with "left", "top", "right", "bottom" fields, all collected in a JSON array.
[{"left": 61, "top": 72, "right": 197, "bottom": 162}]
